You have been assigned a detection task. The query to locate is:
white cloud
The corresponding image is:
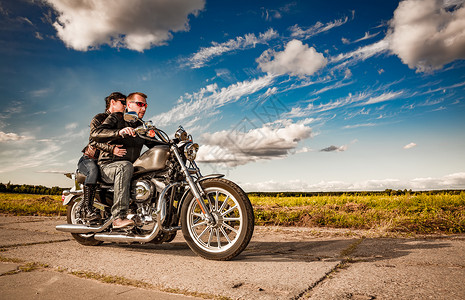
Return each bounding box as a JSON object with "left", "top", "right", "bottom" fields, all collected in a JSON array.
[
  {"left": 331, "top": 39, "right": 390, "bottom": 65},
  {"left": 197, "top": 119, "right": 312, "bottom": 167},
  {"left": 403, "top": 142, "right": 417, "bottom": 149},
  {"left": 43, "top": 0, "right": 205, "bottom": 52},
  {"left": 257, "top": 40, "right": 327, "bottom": 77},
  {"left": 187, "top": 28, "right": 279, "bottom": 68},
  {"left": 290, "top": 16, "right": 348, "bottom": 39},
  {"left": 359, "top": 91, "right": 404, "bottom": 105},
  {"left": 65, "top": 122, "right": 78, "bottom": 130},
  {"left": 151, "top": 75, "right": 275, "bottom": 127},
  {"left": 240, "top": 172, "right": 465, "bottom": 192},
  {"left": 0, "top": 131, "right": 31, "bottom": 142},
  {"left": 342, "top": 31, "right": 380, "bottom": 44},
  {"left": 387, "top": 0, "right": 465, "bottom": 72}
]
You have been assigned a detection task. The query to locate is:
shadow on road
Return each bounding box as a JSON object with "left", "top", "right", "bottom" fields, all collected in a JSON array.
[{"left": 90, "top": 237, "right": 453, "bottom": 263}]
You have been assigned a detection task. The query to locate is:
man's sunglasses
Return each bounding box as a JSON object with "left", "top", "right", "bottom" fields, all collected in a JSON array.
[
  {"left": 131, "top": 101, "right": 148, "bottom": 108},
  {"left": 117, "top": 99, "right": 126, "bottom": 105}
]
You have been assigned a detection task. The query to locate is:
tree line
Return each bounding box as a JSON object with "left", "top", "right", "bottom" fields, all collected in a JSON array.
[{"left": 0, "top": 182, "right": 63, "bottom": 195}]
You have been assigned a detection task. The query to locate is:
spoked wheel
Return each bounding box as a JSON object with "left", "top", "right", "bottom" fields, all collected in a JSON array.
[
  {"left": 181, "top": 178, "right": 254, "bottom": 260},
  {"left": 67, "top": 196, "right": 103, "bottom": 246}
]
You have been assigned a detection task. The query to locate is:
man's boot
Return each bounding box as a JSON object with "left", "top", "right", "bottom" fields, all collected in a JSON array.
[{"left": 82, "top": 184, "right": 99, "bottom": 221}]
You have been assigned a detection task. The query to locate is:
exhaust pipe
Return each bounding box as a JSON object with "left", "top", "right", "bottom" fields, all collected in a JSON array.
[
  {"left": 56, "top": 218, "right": 113, "bottom": 233},
  {"left": 93, "top": 183, "right": 179, "bottom": 243},
  {"left": 60, "top": 182, "right": 183, "bottom": 243}
]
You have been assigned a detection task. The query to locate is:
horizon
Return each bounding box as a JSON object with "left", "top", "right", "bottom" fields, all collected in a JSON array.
[{"left": 0, "top": 0, "right": 464, "bottom": 192}]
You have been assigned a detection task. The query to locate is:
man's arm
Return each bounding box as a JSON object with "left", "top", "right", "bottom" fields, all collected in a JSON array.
[{"left": 91, "top": 113, "right": 121, "bottom": 143}]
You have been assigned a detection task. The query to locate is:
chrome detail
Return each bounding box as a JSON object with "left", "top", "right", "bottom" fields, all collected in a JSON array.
[
  {"left": 124, "top": 111, "right": 139, "bottom": 122},
  {"left": 55, "top": 218, "right": 114, "bottom": 233},
  {"left": 132, "top": 179, "right": 154, "bottom": 202},
  {"left": 175, "top": 126, "right": 189, "bottom": 141},
  {"left": 184, "top": 142, "right": 199, "bottom": 161},
  {"left": 186, "top": 186, "right": 243, "bottom": 253},
  {"left": 172, "top": 146, "right": 214, "bottom": 223}
]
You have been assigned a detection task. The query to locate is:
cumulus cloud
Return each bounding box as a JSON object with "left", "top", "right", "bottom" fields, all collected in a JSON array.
[
  {"left": 196, "top": 120, "right": 312, "bottom": 167},
  {"left": 0, "top": 131, "right": 31, "bottom": 142},
  {"left": 187, "top": 28, "right": 279, "bottom": 68},
  {"left": 403, "top": 142, "right": 417, "bottom": 149},
  {"left": 43, "top": 0, "right": 205, "bottom": 52},
  {"left": 387, "top": 0, "right": 465, "bottom": 72},
  {"left": 257, "top": 40, "right": 327, "bottom": 77}
]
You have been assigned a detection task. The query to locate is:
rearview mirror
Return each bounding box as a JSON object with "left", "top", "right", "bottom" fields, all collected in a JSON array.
[{"left": 124, "top": 111, "right": 139, "bottom": 123}]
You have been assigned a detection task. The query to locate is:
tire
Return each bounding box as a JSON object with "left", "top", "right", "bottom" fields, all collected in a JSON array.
[
  {"left": 66, "top": 196, "right": 103, "bottom": 246},
  {"left": 181, "top": 178, "right": 254, "bottom": 260}
]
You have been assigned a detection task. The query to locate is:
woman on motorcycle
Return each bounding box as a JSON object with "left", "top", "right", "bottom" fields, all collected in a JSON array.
[{"left": 77, "top": 92, "right": 127, "bottom": 221}]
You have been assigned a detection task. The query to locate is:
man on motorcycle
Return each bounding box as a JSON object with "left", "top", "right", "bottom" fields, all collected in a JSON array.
[
  {"left": 78, "top": 92, "right": 127, "bottom": 221},
  {"left": 91, "top": 92, "right": 162, "bottom": 229}
]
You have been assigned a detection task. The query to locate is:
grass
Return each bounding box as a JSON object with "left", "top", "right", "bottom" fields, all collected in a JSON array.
[
  {"left": 1, "top": 191, "right": 465, "bottom": 234},
  {"left": 0, "top": 193, "right": 66, "bottom": 216},
  {"left": 250, "top": 192, "right": 465, "bottom": 234}
]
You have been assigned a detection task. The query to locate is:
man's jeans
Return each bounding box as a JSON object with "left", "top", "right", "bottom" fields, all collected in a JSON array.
[{"left": 99, "top": 161, "right": 133, "bottom": 219}]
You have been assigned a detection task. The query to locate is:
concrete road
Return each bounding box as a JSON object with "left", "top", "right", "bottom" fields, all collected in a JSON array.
[{"left": 0, "top": 214, "right": 464, "bottom": 299}]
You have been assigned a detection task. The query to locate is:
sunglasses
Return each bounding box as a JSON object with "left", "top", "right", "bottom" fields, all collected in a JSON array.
[
  {"left": 117, "top": 99, "right": 126, "bottom": 105},
  {"left": 131, "top": 101, "right": 148, "bottom": 108}
]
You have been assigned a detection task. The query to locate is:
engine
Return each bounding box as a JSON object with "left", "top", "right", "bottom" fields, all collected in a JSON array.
[{"left": 131, "top": 179, "right": 154, "bottom": 203}]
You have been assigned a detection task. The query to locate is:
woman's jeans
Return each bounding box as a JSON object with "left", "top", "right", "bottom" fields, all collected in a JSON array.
[{"left": 77, "top": 156, "right": 99, "bottom": 185}]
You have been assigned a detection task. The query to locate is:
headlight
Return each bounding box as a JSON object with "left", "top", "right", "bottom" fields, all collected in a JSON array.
[
  {"left": 184, "top": 142, "right": 199, "bottom": 161},
  {"left": 175, "top": 126, "right": 189, "bottom": 141}
]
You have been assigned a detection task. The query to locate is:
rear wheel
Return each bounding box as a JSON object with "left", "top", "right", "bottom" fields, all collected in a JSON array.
[
  {"left": 181, "top": 178, "right": 254, "bottom": 260},
  {"left": 66, "top": 196, "right": 103, "bottom": 246}
]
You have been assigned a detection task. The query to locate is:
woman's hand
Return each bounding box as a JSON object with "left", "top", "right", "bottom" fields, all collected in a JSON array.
[{"left": 113, "top": 145, "right": 127, "bottom": 157}]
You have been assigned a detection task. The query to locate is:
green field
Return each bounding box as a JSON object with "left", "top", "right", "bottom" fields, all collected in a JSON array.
[
  {"left": 1, "top": 192, "right": 464, "bottom": 234},
  {"left": 0, "top": 193, "right": 65, "bottom": 216},
  {"left": 250, "top": 192, "right": 465, "bottom": 234}
]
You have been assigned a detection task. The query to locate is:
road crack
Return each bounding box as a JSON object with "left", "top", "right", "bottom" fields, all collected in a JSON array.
[
  {"left": 0, "top": 238, "right": 71, "bottom": 249},
  {"left": 292, "top": 238, "right": 365, "bottom": 300}
]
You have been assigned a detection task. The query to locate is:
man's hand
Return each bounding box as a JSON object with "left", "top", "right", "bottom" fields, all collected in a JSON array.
[
  {"left": 119, "top": 127, "right": 136, "bottom": 137},
  {"left": 113, "top": 145, "right": 127, "bottom": 157}
]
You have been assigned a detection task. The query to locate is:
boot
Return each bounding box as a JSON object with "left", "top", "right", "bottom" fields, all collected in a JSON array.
[{"left": 82, "top": 184, "right": 99, "bottom": 222}]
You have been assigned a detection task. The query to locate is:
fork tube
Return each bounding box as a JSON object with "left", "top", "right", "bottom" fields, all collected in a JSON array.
[{"left": 171, "top": 146, "right": 214, "bottom": 223}]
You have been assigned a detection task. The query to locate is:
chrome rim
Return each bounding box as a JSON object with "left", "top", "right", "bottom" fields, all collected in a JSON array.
[{"left": 186, "top": 187, "right": 243, "bottom": 253}]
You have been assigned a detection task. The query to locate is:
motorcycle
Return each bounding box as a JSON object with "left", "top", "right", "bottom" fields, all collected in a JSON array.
[{"left": 56, "top": 111, "right": 254, "bottom": 261}]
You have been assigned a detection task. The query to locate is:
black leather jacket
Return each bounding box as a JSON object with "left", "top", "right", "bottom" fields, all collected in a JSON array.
[
  {"left": 91, "top": 112, "right": 162, "bottom": 164},
  {"left": 81, "top": 112, "right": 116, "bottom": 157}
]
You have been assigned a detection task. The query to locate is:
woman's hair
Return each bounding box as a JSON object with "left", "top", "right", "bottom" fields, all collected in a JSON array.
[{"left": 105, "top": 92, "right": 127, "bottom": 110}]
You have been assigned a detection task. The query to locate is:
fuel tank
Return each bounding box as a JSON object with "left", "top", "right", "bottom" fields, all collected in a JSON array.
[{"left": 133, "top": 145, "right": 170, "bottom": 173}]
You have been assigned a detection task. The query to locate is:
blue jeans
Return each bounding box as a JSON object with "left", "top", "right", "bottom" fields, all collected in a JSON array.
[{"left": 77, "top": 156, "right": 99, "bottom": 185}]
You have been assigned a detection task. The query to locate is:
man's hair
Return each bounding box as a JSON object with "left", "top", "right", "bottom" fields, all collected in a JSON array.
[
  {"left": 127, "top": 92, "right": 147, "bottom": 102},
  {"left": 105, "top": 92, "right": 127, "bottom": 110}
]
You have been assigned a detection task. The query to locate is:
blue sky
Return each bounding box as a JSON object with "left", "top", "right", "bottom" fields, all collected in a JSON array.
[{"left": 0, "top": 0, "right": 464, "bottom": 191}]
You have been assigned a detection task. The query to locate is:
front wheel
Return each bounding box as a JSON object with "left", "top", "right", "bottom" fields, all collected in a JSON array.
[
  {"left": 66, "top": 196, "right": 103, "bottom": 246},
  {"left": 181, "top": 178, "right": 254, "bottom": 260}
]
